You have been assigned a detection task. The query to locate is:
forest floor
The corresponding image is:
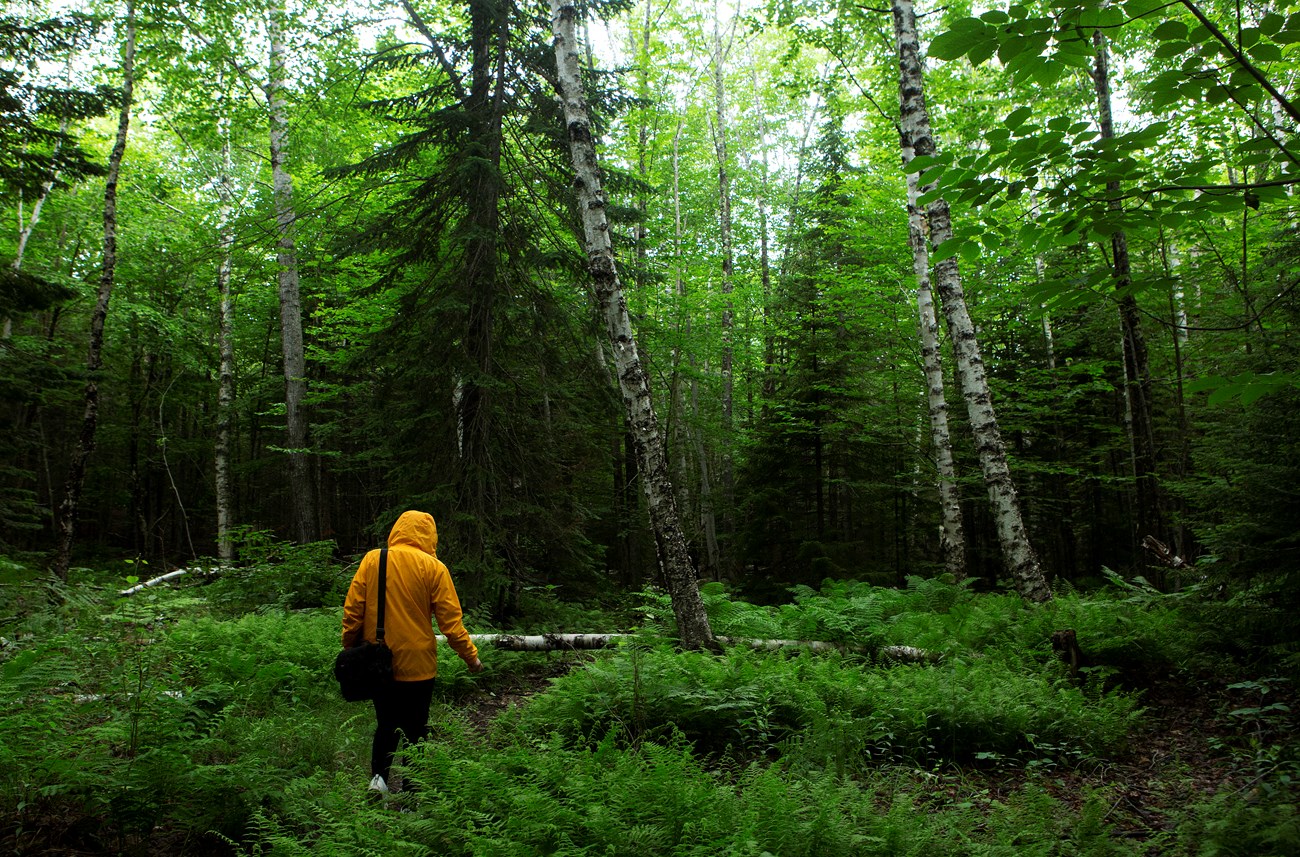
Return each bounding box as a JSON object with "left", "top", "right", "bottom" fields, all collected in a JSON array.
[
  {"left": 11, "top": 660, "right": 1288, "bottom": 855},
  {"left": 450, "top": 662, "right": 1287, "bottom": 848}
]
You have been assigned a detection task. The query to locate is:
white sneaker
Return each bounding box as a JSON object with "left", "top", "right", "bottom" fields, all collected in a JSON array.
[{"left": 368, "top": 775, "right": 390, "bottom": 796}]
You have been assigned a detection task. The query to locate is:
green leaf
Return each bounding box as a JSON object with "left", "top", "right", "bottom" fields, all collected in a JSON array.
[
  {"left": 1004, "top": 106, "right": 1033, "bottom": 129},
  {"left": 1151, "top": 20, "right": 1188, "bottom": 41},
  {"left": 1122, "top": 0, "right": 1166, "bottom": 16},
  {"left": 969, "top": 39, "right": 999, "bottom": 66},
  {"left": 1248, "top": 42, "right": 1283, "bottom": 63},
  {"left": 1152, "top": 39, "right": 1191, "bottom": 59},
  {"left": 1260, "top": 13, "right": 1284, "bottom": 36},
  {"left": 929, "top": 19, "right": 990, "bottom": 61},
  {"left": 1029, "top": 60, "right": 1065, "bottom": 86},
  {"left": 907, "top": 154, "right": 940, "bottom": 174},
  {"left": 930, "top": 239, "right": 962, "bottom": 263},
  {"left": 980, "top": 10, "right": 1011, "bottom": 24},
  {"left": 917, "top": 165, "right": 946, "bottom": 187},
  {"left": 1277, "top": 13, "right": 1300, "bottom": 43}
]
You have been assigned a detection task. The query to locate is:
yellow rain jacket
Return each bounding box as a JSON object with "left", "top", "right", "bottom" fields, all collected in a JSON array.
[{"left": 341, "top": 511, "right": 478, "bottom": 681}]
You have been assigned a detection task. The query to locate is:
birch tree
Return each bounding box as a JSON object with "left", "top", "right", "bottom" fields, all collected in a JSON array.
[
  {"left": 550, "top": 0, "right": 715, "bottom": 649},
  {"left": 214, "top": 112, "right": 237, "bottom": 562},
  {"left": 52, "top": 0, "right": 137, "bottom": 582},
  {"left": 709, "top": 2, "right": 737, "bottom": 567},
  {"left": 891, "top": 0, "right": 1051, "bottom": 603},
  {"left": 265, "top": 0, "right": 315, "bottom": 544},
  {"left": 905, "top": 169, "right": 965, "bottom": 580}
]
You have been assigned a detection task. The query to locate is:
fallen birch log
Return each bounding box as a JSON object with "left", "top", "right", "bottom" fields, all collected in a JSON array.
[
  {"left": 118, "top": 570, "right": 190, "bottom": 596},
  {"left": 118, "top": 567, "right": 229, "bottom": 596},
  {"left": 450, "top": 633, "right": 939, "bottom": 663}
]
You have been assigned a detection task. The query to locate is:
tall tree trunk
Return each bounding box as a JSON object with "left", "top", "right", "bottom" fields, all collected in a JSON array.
[
  {"left": 215, "top": 115, "right": 237, "bottom": 562},
  {"left": 892, "top": 0, "right": 1051, "bottom": 603},
  {"left": 550, "top": 0, "right": 715, "bottom": 649},
  {"left": 753, "top": 74, "right": 775, "bottom": 405},
  {"left": 1092, "top": 26, "right": 1165, "bottom": 555},
  {"left": 51, "top": 2, "right": 136, "bottom": 582},
  {"left": 267, "top": 1, "right": 315, "bottom": 543},
  {"left": 905, "top": 169, "right": 965, "bottom": 580},
  {"left": 454, "top": 0, "right": 509, "bottom": 572},
  {"left": 710, "top": 6, "right": 735, "bottom": 564}
]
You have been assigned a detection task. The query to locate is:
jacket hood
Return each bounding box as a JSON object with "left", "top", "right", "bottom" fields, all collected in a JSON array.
[{"left": 387, "top": 510, "right": 438, "bottom": 556}]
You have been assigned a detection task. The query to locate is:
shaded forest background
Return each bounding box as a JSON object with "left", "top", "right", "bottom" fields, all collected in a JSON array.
[{"left": 2, "top": 0, "right": 1298, "bottom": 621}]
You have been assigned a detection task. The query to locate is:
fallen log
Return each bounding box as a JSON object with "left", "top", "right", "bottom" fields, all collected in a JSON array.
[
  {"left": 450, "top": 633, "right": 939, "bottom": 664},
  {"left": 118, "top": 570, "right": 189, "bottom": 596},
  {"left": 118, "top": 567, "right": 229, "bottom": 597}
]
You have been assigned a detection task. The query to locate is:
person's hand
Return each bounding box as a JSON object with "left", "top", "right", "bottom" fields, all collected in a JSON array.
[{"left": 467, "top": 657, "right": 484, "bottom": 674}]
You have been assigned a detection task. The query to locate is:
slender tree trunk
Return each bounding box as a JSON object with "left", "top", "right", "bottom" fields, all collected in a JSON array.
[
  {"left": 1092, "top": 26, "right": 1165, "bottom": 553},
  {"left": 753, "top": 75, "right": 775, "bottom": 403},
  {"left": 215, "top": 116, "right": 237, "bottom": 562},
  {"left": 550, "top": 0, "right": 715, "bottom": 649},
  {"left": 669, "top": 121, "right": 692, "bottom": 518},
  {"left": 5, "top": 123, "right": 67, "bottom": 339},
  {"left": 51, "top": 2, "right": 137, "bottom": 582},
  {"left": 905, "top": 170, "right": 965, "bottom": 580},
  {"left": 892, "top": 0, "right": 1050, "bottom": 602},
  {"left": 267, "top": 1, "right": 315, "bottom": 543},
  {"left": 710, "top": 7, "right": 735, "bottom": 559}
]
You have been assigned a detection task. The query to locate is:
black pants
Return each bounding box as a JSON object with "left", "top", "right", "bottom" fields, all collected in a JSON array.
[{"left": 371, "top": 678, "right": 436, "bottom": 783}]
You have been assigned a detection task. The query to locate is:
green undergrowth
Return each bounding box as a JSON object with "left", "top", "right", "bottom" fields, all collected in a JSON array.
[
  {"left": 1, "top": 556, "right": 1296, "bottom": 855},
  {"left": 514, "top": 643, "right": 1139, "bottom": 767},
  {"left": 234, "top": 733, "right": 1139, "bottom": 857}
]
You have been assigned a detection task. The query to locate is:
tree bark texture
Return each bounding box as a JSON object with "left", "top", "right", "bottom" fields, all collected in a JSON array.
[
  {"left": 550, "top": 0, "right": 715, "bottom": 649},
  {"left": 267, "top": 1, "right": 316, "bottom": 544},
  {"left": 51, "top": 3, "right": 136, "bottom": 582},
  {"left": 892, "top": 0, "right": 1051, "bottom": 603},
  {"left": 711, "top": 9, "right": 736, "bottom": 555},
  {"left": 215, "top": 116, "right": 237, "bottom": 562},
  {"left": 905, "top": 169, "right": 966, "bottom": 580},
  {"left": 1091, "top": 26, "right": 1166, "bottom": 552},
  {"left": 443, "top": 633, "right": 937, "bottom": 662}
]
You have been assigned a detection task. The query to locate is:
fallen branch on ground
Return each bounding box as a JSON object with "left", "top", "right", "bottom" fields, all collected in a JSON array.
[
  {"left": 118, "top": 567, "right": 228, "bottom": 596},
  {"left": 450, "top": 633, "right": 939, "bottom": 663}
]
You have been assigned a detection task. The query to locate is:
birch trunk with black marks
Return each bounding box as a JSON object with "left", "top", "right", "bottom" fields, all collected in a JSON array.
[
  {"left": 455, "top": 633, "right": 937, "bottom": 662},
  {"left": 52, "top": 3, "right": 136, "bottom": 582},
  {"left": 753, "top": 74, "right": 775, "bottom": 403},
  {"left": 905, "top": 169, "right": 965, "bottom": 581},
  {"left": 550, "top": 0, "right": 715, "bottom": 650},
  {"left": 892, "top": 0, "right": 1050, "bottom": 603},
  {"left": 267, "top": 1, "right": 315, "bottom": 544},
  {"left": 1092, "top": 26, "right": 1165, "bottom": 555},
  {"left": 215, "top": 116, "right": 237, "bottom": 562},
  {"left": 710, "top": 8, "right": 735, "bottom": 563}
]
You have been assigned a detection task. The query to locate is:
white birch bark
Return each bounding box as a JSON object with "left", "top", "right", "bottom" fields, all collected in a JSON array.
[
  {"left": 52, "top": 3, "right": 137, "bottom": 582},
  {"left": 215, "top": 115, "right": 237, "bottom": 562},
  {"left": 892, "top": 0, "right": 1050, "bottom": 603},
  {"left": 905, "top": 169, "right": 965, "bottom": 581},
  {"left": 444, "top": 633, "right": 937, "bottom": 662},
  {"left": 266, "top": 0, "right": 315, "bottom": 544},
  {"left": 550, "top": 0, "right": 715, "bottom": 649},
  {"left": 710, "top": 6, "right": 736, "bottom": 536},
  {"left": 753, "top": 72, "right": 775, "bottom": 397}
]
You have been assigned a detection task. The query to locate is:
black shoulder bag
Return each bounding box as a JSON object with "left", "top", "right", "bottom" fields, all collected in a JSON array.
[{"left": 334, "top": 548, "right": 395, "bottom": 702}]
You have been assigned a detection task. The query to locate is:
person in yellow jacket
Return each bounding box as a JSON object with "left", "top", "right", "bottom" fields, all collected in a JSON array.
[{"left": 342, "top": 510, "right": 482, "bottom": 792}]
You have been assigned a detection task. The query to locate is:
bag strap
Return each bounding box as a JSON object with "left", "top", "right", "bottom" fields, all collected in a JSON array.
[{"left": 376, "top": 548, "right": 389, "bottom": 643}]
